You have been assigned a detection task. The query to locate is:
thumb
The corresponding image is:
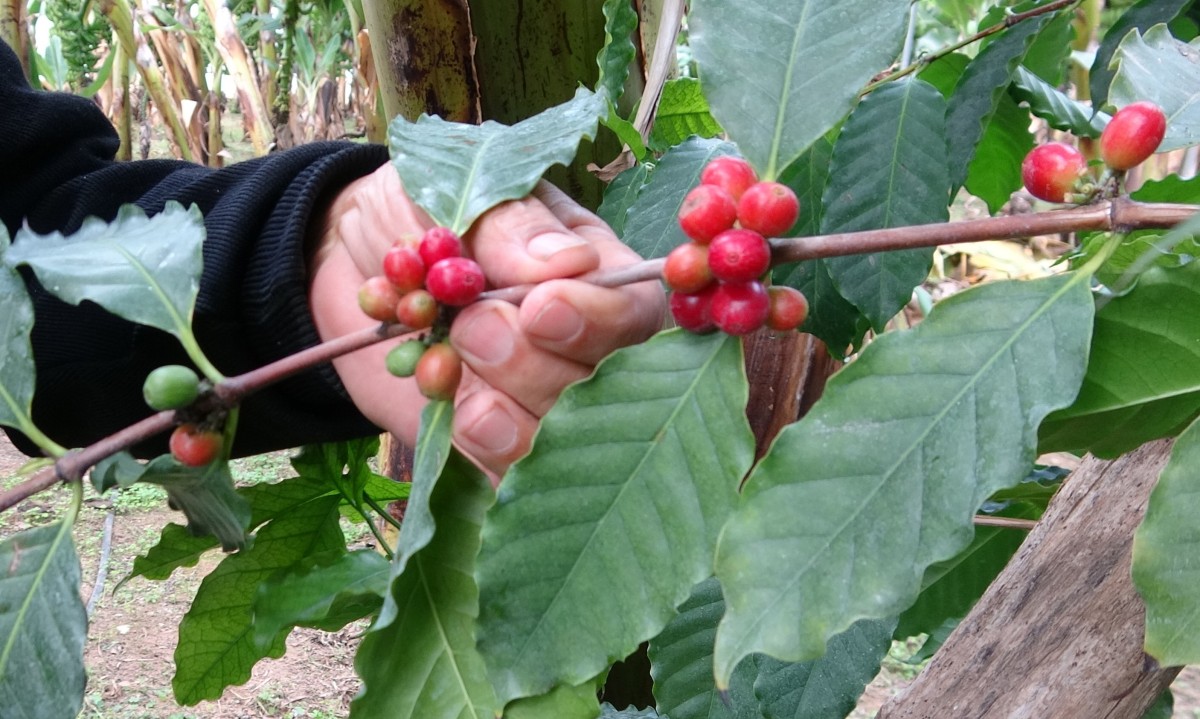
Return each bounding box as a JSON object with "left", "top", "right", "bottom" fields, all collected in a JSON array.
[{"left": 465, "top": 195, "right": 601, "bottom": 287}]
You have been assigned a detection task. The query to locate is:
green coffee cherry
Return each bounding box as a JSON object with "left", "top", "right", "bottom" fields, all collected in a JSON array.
[
  {"left": 142, "top": 365, "right": 201, "bottom": 411},
  {"left": 386, "top": 339, "right": 427, "bottom": 378}
]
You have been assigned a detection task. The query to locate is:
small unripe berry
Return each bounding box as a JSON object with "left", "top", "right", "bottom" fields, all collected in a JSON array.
[
  {"left": 765, "top": 286, "right": 809, "bottom": 332},
  {"left": 700, "top": 156, "right": 759, "bottom": 200},
  {"left": 358, "top": 276, "right": 401, "bottom": 322},
  {"left": 678, "top": 184, "right": 738, "bottom": 243},
  {"left": 710, "top": 280, "right": 770, "bottom": 336},
  {"left": 425, "top": 257, "right": 486, "bottom": 306},
  {"left": 1021, "top": 142, "right": 1087, "bottom": 203},
  {"left": 382, "top": 244, "right": 426, "bottom": 293},
  {"left": 1100, "top": 101, "right": 1167, "bottom": 171},
  {"left": 419, "top": 227, "right": 464, "bottom": 267},
  {"left": 737, "top": 182, "right": 800, "bottom": 237},
  {"left": 386, "top": 339, "right": 427, "bottom": 378},
  {"left": 396, "top": 289, "right": 439, "bottom": 329},
  {"left": 415, "top": 343, "right": 463, "bottom": 401},
  {"left": 663, "top": 242, "right": 714, "bottom": 294},
  {"left": 707, "top": 229, "right": 771, "bottom": 283},
  {"left": 669, "top": 284, "right": 718, "bottom": 334},
  {"left": 143, "top": 365, "right": 200, "bottom": 411},
  {"left": 169, "top": 424, "right": 222, "bottom": 467}
]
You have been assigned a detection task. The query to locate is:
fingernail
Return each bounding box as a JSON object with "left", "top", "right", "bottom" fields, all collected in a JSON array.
[
  {"left": 456, "top": 309, "right": 515, "bottom": 366},
  {"left": 464, "top": 405, "right": 519, "bottom": 455},
  {"left": 528, "top": 232, "right": 588, "bottom": 261},
  {"left": 528, "top": 298, "right": 584, "bottom": 343}
]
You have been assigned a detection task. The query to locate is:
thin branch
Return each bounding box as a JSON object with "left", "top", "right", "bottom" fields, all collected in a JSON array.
[{"left": 974, "top": 515, "right": 1038, "bottom": 531}]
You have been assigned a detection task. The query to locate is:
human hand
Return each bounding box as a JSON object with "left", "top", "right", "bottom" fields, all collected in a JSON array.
[{"left": 308, "top": 163, "right": 666, "bottom": 478}]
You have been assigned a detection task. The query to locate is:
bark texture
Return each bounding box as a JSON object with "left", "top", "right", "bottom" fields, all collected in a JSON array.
[{"left": 879, "top": 438, "right": 1179, "bottom": 719}]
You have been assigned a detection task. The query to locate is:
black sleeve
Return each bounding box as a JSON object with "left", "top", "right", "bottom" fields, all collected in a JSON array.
[{"left": 0, "top": 40, "right": 386, "bottom": 458}]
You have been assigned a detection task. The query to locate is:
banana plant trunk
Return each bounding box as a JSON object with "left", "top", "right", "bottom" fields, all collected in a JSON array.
[{"left": 0, "top": 0, "right": 29, "bottom": 81}]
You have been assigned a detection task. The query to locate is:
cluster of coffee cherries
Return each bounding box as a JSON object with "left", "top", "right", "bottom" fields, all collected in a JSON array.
[
  {"left": 357, "top": 226, "right": 487, "bottom": 401},
  {"left": 141, "top": 363, "right": 224, "bottom": 467},
  {"left": 1021, "top": 100, "right": 1167, "bottom": 203},
  {"left": 665, "top": 156, "right": 808, "bottom": 335}
]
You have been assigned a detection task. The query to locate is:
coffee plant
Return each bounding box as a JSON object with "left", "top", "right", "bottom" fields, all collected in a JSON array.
[{"left": 2, "top": 0, "right": 1200, "bottom": 718}]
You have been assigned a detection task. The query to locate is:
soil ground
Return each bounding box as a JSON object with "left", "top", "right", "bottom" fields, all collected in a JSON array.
[{"left": 4, "top": 431, "right": 1200, "bottom": 718}]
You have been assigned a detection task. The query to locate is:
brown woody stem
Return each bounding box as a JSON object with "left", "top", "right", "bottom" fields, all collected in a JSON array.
[{"left": 1, "top": 199, "right": 1194, "bottom": 513}]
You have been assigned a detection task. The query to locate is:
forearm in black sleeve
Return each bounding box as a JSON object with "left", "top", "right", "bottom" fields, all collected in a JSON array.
[{"left": 0, "top": 40, "right": 387, "bottom": 458}]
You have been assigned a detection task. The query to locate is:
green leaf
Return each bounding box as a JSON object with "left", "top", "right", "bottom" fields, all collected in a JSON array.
[
  {"left": 389, "top": 88, "right": 608, "bottom": 234},
  {"left": 963, "top": 92, "right": 1034, "bottom": 215},
  {"left": 173, "top": 494, "right": 344, "bottom": 704},
  {"left": 1107, "top": 24, "right": 1200, "bottom": 152},
  {"left": 621, "top": 137, "right": 737, "bottom": 259},
  {"left": 598, "top": 163, "right": 651, "bottom": 238},
  {"left": 0, "top": 230, "right": 38, "bottom": 436},
  {"left": 90, "top": 451, "right": 147, "bottom": 493},
  {"left": 1143, "top": 689, "right": 1174, "bottom": 719},
  {"left": 477, "top": 330, "right": 755, "bottom": 705},
  {"left": 350, "top": 452, "right": 498, "bottom": 719},
  {"left": 752, "top": 618, "right": 895, "bottom": 719},
  {"left": 597, "top": 0, "right": 638, "bottom": 103},
  {"left": 1010, "top": 66, "right": 1107, "bottom": 137},
  {"left": 291, "top": 437, "right": 381, "bottom": 512},
  {"left": 649, "top": 577, "right": 764, "bottom": 719},
  {"left": 822, "top": 79, "right": 949, "bottom": 330},
  {"left": 946, "top": 10, "right": 1058, "bottom": 191},
  {"left": 6, "top": 203, "right": 204, "bottom": 343},
  {"left": 712, "top": 272, "right": 1095, "bottom": 685},
  {"left": 1016, "top": 10, "right": 1073, "bottom": 87},
  {"left": 504, "top": 680, "right": 603, "bottom": 719},
  {"left": 649, "top": 79, "right": 724, "bottom": 151},
  {"left": 140, "top": 457, "right": 252, "bottom": 552},
  {"left": 360, "top": 472, "right": 412, "bottom": 503},
  {"left": 1090, "top": 0, "right": 1191, "bottom": 109},
  {"left": 919, "top": 52, "right": 968, "bottom": 99},
  {"left": 1135, "top": 417, "right": 1200, "bottom": 665},
  {"left": 253, "top": 549, "right": 389, "bottom": 649},
  {"left": 0, "top": 521, "right": 87, "bottom": 719},
  {"left": 1040, "top": 260, "right": 1200, "bottom": 458},
  {"left": 775, "top": 132, "right": 834, "bottom": 241},
  {"left": 777, "top": 259, "right": 869, "bottom": 357},
  {"left": 689, "top": 0, "right": 909, "bottom": 179},
  {"left": 601, "top": 705, "right": 665, "bottom": 718}
]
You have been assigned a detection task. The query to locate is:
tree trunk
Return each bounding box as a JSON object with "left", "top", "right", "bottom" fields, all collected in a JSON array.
[{"left": 878, "top": 438, "right": 1179, "bottom": 719}]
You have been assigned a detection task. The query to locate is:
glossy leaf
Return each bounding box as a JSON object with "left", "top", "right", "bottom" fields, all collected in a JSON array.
[
  {"left": 389, "top": 88, "right": 608, "bottom": 234},
  {"left": 1010, "top": 66, "right": 1107, "bottom": 137},
  {"left": 1107, "top": 25, "right": 1200, "bottom": 152},
  {"left": 505, "top": 681, "right": 602, "bottom": 719},
  {"left": 1090, "top": 0, "right": 1191, "bottom": 109},
  {"left": 597, "top": 0, "right": 638, "bottom": 103},
  {"left": 621, "top": 137, "right": 737, "bottom": 259},
  {"left": 598, "top": 163, "right": 651, "bottom": 238},
  {"left": 173, "top": 494, "right": 344, "bottom": 704},
  {"left": 140, "top": 456, "right": 252, "bottom": 552},
  {"left": 0, "top": 231, "right": 37, "bottom": 436},
  {"left": 946, "top": 10, "right": 1058, "bottom": 190},
  {"left": 713, "top": 272, "right": 1094, "bottom": 685},
  {"left": 689, "top": 0, "right": 909, "bottom": 179},
  {"left": 253, "top": 549, "right": 389, "bottom": 648},
  {"left": 476, "top": 330, "right": 754, "bottom": 705},
  {"left": 650, "top": 78, "right": 724, "bottom": 151},
  {"left": 822, "top": 79, "right": 949, "bottom": 330},
  {"left": 964, "top": 92, "right": 1034, "bottom": 215},
  {"left": 350, "top": 452, "right": 497, "bottom": 719},
  {"left": 6, "top": 203, "right": 204, "bottom": 342},
  {"left": 1133, "top": 417, "right": 1200, "bottom": 665},
  {"left": 775, "top": 133, "right": 834, "bottom": 240},
  {"left": 1040, "top": 260, "right": 1200, "bottom": 458},
  {"left": 649, "top": 577, "right": 764, "bottom": 719},
  {"left": 0, "top": 521, "right": 86, "bottom": 719}
]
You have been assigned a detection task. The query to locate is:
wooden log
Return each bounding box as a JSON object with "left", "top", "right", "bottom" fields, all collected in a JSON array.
[{"left": 878, "top": 438, "right": 1179, "bottom": 719}]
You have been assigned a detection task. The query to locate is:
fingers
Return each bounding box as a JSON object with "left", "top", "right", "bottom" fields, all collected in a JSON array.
[
  {"left": 451, "top": 389, "right": 540, "bottom": 479},
  {"left": 466, "top": 193, "right": 603, "bottom": 287}
]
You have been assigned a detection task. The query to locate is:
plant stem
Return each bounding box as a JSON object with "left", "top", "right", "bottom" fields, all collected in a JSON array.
[
  {"left": 973, "top": 515, "right": 1037, "bottom": 531},
  {"left": 0, "top": 199, "right": 1194, "bottom": 514},
  {"left": 361, "top": 505, "right": 394, "bottom": 559},
  {"left": 861, "top": 0, "right": 1080, "bottom": 96}
]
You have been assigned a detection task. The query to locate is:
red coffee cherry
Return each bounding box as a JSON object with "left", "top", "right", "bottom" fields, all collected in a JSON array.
[
  {"left": 707, "top": 228, "right": 771, "bottom": 283},
  {"left": 1021, "top": 142, "right": 1087, "bottom": 203},
  {"left": 1100, "top": 101, "right": 1167, "bottom": 171},
  {"left": 415, "top": 342, "right": 463, "bottom": 401},
  {"left": 737, "top": 181, "right": 800, "bottom": 237},
  {"left": 678, "top": 184, "right": 738, "bottom": 243},
  {"left": 425, "top": 257, "right": 486, "bottom": 306},
  {"left": 663, "top": 242, "right": 714, "bottom": 294},
  {"left": 710, "top": 280, "right": 770, "bottom": 336},
  {"left": 396, "top": 289, "right": 439, "bottom": 329},
  {"left": 765, "top": 286, "right": 810, "bottom": 332},
  {"left": 669, "top": 284, "right": 719, "bottom": 334},
  {"left": 418, "top": 227, "right": 464, "bottom": 267},
  {"left": 700, "top": 156, "right": 759, "bottom": 200},
  {"left": 382, "top": 244, "right": 426, "bottom": 294},
  {"left": 169, "top": 424, "right": 222, "bottom": 467},
  {"left": 358, "top": 276, "right": 401, "bottom": 322}
]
